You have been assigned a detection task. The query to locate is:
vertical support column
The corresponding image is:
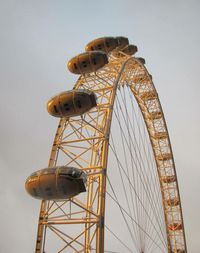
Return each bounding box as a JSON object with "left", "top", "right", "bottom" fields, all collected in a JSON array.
[
  {"left": 35, "top": 118, "right": 65, "bottom": 253},
  {"left": 35, "top": 200, "right": 46, "bottom": 253},
  {"left": 96, "top": 171, "right": 106, "bottom": 253},
  {"left": 85, "top": 174, "right": 94, "bottom": 253}
]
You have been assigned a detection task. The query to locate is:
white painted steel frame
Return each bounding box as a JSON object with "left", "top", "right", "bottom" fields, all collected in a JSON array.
[{"left": 35, "top": 52, "right": 187, "bottom": 253}]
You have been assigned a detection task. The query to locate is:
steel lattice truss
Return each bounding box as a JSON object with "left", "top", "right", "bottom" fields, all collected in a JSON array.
[{"left": 35, "top": 53, "right": 187, "bottom": 253}]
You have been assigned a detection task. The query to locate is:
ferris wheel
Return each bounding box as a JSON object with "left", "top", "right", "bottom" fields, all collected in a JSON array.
[{"left": 25, "top": 36, "right": 187, "bottom": 253}]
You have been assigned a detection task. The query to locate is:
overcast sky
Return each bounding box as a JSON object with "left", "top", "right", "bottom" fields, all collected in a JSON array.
[{"left": 0, "top": 0, "right": 199, "bottom": 252}]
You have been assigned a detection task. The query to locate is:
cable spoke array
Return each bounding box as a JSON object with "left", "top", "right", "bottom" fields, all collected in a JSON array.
[{"left": 105, "top": 86, "right": 168, "bottom": 252}]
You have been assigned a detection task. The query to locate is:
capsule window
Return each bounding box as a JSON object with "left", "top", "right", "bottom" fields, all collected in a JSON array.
[
  {"left": 30, "top": 172, "right": 38, "bottom": 177},
  {"left": 76, "top": 100, "right": 82, "bottom": 108},
  {"left": 33, "top": 188, "right": 38, "bottom": 196},
  {"left": 106, "top": 41, "right": 110, "bottom": 47},
  {"left": 28, "top": 177, "right": 37, "bottom": 183},
  {"left": 43, "top": 169, "right": 55, "bottom": 175},
  {"left": 92, "top": 58, "right": 97, "bottom": 65},
  {"left": 61, "top": 186, "right": 67, "bottom": 194},
  {"left": 54, "top": 105, "right": 58, "bottom": 113},
  {"left": 65, "top": 168, "right": 74, "bottom": 177},
  {"left": 64, "top": 103, "right": 70, "bottom": 111},
  {"left": 81, "top": 61, "right": 87, "bottom": 68},
  {"left": 59, "top": 167, "right": 68, "bottom": 175},
  {"left": 45, "top": 187, "right": 51, "bottom": 192},
  {"left": 72, "top": 170, "right": 82, "bottom": 178},
  {"left": 66, "top": 176, "right": 74, "bottom": 181},
  {"left": 97, "top": 44, "right": 102, "bottom": 49}
]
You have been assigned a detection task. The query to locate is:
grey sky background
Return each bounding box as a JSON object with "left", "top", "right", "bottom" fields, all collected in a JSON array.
[{"left": 0, "top": 0, "right": 199, "bottom": 252}]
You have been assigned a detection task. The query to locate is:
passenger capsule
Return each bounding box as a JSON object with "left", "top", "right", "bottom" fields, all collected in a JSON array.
[
  {"left": 166, "top": 197, "right": 180, "bottom": 207},
  {"left": 116, "top": 36, "right": 129, "bottom": 48},
  {"left": 161, "top": 176, "right": 176, "bottom": 184},
  {"left": 136, "top": 57, "right": 146, "bottom": 64},
  {"left": 157, "top": 153, "right": 172, "bottom": 161},
  {"left": 168, "top": 223, "right": 182, "bottom": 231},
  {"left": 47, "top": 90, "right": 97, "bottom": 118},
  {"left": 25, "top": 166, "right": 86, "bottom": 200},
  {"left": 67, "top": 51, "right": 108, "bottom": 75},
  {"left": 85, "top": 37, "right": 118, "bottom": 53},
  {"left": 121, "top": 44, "right": 138, "bottom": 55}
]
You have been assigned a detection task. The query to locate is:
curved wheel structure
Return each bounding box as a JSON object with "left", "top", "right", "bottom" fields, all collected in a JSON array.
[{"left": 35, "top": 50, "right": 187, "bottom": 253}]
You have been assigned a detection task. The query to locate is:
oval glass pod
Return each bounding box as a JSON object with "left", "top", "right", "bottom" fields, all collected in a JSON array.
[
  {"left": 121, "top": 44, "right": 138, "bottom": 55},
  {"left": 116, "top": 36, "right": 129, "bottom": 48},
  {"left": 25, "top": 166, "right": 86, "bottom": 200},
  {"left": 136, "top": 57, "right": 146, "bottom": 64},
  {"left": 85, "top": 37, "right": 118, "bottom": 53},
  {"left": 47, "top": 89, "right": 97, "bottom": 118},
  {"left": 67, "top": 51, "right": 108, "bottom": 74}
]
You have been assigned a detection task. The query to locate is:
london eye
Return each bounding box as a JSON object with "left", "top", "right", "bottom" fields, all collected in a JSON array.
[{"left": 25, "top": 36, "right": 187, "bottom": 253}]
